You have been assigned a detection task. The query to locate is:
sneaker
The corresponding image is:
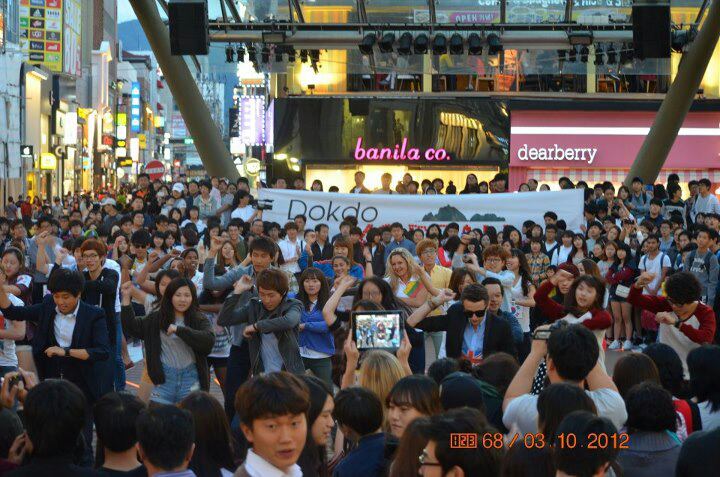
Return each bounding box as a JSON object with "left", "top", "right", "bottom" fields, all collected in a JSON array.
[
  {"left": 622, "top": 340, "right": 635, "bottom": 351},
  {"left": 608, "top": 340, "right": 622, "bottom": 351},
  {"left": 636, "top": 343, "right": 648, "bottom": 352}
]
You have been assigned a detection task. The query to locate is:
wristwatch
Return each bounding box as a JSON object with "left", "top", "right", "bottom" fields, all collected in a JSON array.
[
  {"left": 674, "top": 318, "right": 682, "bottom": 329},
  {"left": 64, "top": 347, "right": 71, "bottom": 357}
]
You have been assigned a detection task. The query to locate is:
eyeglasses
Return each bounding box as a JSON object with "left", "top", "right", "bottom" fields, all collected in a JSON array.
[
  {"left": 666, "top": 297, "right": 688, "bottom": 307},
  {"left": 484, "top": 257, "right": 502, "bottom": 263},
  {"left": 421, "top": 249, "right": 437, "bottom": 256},
  {"left": 463, "top": 309, "right": 486, "bottom": 320},
  {"left": 82, "top": 253, "right": 99, "bottom": 260},
  {"left": 418, "top": 451, "right": 442, "bottom": 468}
]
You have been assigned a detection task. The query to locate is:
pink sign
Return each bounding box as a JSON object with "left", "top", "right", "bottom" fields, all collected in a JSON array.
[
  {"left": 510, "top": 111, "right": 720, "bottom": 169},
  {"left": 354, "top": 137, "right": 449, "bottom": 162}
]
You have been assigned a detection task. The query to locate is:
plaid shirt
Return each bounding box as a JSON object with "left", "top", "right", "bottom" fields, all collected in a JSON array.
[{"left": 526, "top": 252, "right": 550, "bottom": 286}]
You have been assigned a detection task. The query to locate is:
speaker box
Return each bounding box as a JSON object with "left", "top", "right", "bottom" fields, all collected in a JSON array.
[
  {"left": 169, "top": 0, "right": 209, "bottom": 55},
  {"left": 349, "top": 99, "right": 370, "bottom": 116},
  {"left": 632, "top": 4, "right": 671, "bottom": 59}
]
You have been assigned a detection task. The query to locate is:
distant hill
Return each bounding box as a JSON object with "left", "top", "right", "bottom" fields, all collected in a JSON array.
[
  {"left": 469, "top": 212, "right": 506, "bottom": 222},
  {"left": 118, "top": 20, "right": 150, "bottom": 51},
  {"left": 422, "top": 205, "right": 468, "bottom": 221}
]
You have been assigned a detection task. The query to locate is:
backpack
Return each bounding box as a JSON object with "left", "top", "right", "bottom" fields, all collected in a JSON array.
[
  {"left": 641, "top": 252, "right": 668, "bottom": 272},
  {"left": 687, "top": 249, "right": 713, "bottom": 274}
]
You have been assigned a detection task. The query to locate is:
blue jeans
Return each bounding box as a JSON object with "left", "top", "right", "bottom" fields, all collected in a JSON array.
[
  {"left": 150, "top": 363, "right": 200, "bottom": 405},
  {"left": 113, "top": 313, "right": 126, "bottom": 391},
  {"left": 0, "top": 365, "right": 18, "bottom": 377}
]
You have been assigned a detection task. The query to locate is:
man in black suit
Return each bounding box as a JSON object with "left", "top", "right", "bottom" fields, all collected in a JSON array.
[
  {"left": 0, "top": 267, "right": 111, "bottom": 402},
  {"left": 407, "top": 283, "right": 516, "bottom": 363}
]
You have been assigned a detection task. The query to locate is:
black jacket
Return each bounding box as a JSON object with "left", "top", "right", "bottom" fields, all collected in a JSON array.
[
  {"left": 1, "top": 296, "right": 111, "bottom": 401},
  {"left": 310, "top": 241, "right": 334, "bottom": 262},
  {"left": 120, "top": 305, "right": 215, "bottom": 391},
  {"left": 6, "top": 456, "right": 103, "bottom": 477},
  {"left": 413, "top": 302, "right": 516, "bottom": 359}
]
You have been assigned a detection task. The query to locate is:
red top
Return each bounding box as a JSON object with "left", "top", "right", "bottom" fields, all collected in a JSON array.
[
  {"left": 534, "top": 280, "right": 612, "bottom": 330},
  {"left": 627, "top": 286, "right": 716, "bottom": 344}
]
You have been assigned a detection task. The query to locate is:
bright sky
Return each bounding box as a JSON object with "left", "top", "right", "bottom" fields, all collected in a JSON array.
[{"left": 117, "top": 0, "right": 223, "bottom": 24}]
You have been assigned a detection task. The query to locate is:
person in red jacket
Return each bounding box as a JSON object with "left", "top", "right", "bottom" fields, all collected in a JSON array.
[
  {"left": 534, "top": 268, "right": 612, "bottom": 369},
  {"left": 628, "top": 271, "right": 716, "bottom": 378}
]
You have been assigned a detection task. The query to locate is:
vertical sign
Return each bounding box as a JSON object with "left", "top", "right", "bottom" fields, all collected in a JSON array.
[
  {"left": 130, "top": 82, "right": 141, "bottom": 133},
  {"left": 20, "top": 0, "right": 64, "bottom": 72},
  {"left": 239, "top": 95, "right": 265, "bottom": 146},
  {"left": 62, "top": 0, "right": 81, "bottom": 76}
]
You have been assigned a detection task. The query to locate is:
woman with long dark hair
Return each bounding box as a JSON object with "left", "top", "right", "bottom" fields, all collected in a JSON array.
[
  {"left": 606, "top": 241, "right": 636, "bottom": 352},
  {"left": 297, "top": 267, "right": 334, "bottom": 388},
  {"left": 179, "top": 391, "right": 236, "bottom": 477},
  {"left": 121, "top": 277, "right": 214, "bottom": 404},
  {"left": 297, "top": 376, "right": 334, "bottom": 477},
  {"left": 507, "top": 249, "right": 536, "bottom": 360},
  {"left": 460, "top": 174, "right": 481, "bottom": 194}
]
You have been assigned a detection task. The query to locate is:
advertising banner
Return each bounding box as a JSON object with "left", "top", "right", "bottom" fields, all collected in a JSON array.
[
  {"left": 20, "top": 0, "right": 64, "bottom": 72},
  {"left": 258, "top": 189, "right": 583, "bottom": 235},
  {"left": 62, "top": 0, "right": 81, "bottom": 77},
  {"left": 510, "top": 110, "right": 720, "bottom": 170}
]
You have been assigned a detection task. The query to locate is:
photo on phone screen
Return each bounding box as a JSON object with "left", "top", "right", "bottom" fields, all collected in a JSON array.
[{"left": 352, "top": 311, "right": 403, "bottom": 351}]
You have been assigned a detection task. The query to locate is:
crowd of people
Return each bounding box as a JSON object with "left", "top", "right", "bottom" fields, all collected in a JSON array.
[{"left": 0, "top": 170, "right": 719, "bottom": 476}]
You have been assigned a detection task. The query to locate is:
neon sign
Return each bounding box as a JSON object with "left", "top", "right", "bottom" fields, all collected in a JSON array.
[{"left": 354, "top": 137, "right": 449, "bottom": 161}]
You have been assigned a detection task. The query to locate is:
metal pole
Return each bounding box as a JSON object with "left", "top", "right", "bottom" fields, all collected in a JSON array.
[
  {"left": 624, "top": 0, "right": 720, "bottom": 186},
  {"left": 129, "top": 0, "right": 239, "bottom": 180}
]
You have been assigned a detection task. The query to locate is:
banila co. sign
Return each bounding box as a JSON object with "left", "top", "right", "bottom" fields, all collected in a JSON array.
[{"left": 354, "top": 137, "right": 449, "bottom": 161}]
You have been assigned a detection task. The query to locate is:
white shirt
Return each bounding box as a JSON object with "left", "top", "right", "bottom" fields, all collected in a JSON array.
[
  {"left": 698, "top": 401, "right": 720, "bottom": 431},
  {"left": 551, "top": 245, "right": 573, "bottom": 266},
  {"left": 0, "top": 295, "right": 24, "bottom": 367},
  {"left": 244, "top": 449, "right": 303, "bottom": 477},
  {"left": 54, "top": 302, "right": 81, "bottom": 348},
  {"left": 278, "top": 238, "right": 302, "bottom": 274},
  {"left": 658, "top": 311, "right": 702, "bottom": 378},
  {"left": 639, "top": 252, "right": 671, "bottom": 295},
  {"left": 503, "top": 388, "right": 627, "bottom": 435},
  {"left": 231, "top": 205, "right": 256, "bottom": 222},
  {"left": 191, "top": 269, "right": 204, "bottom": 295},
  {"left": 104, "top": 258, "right": 122, "bottom": 312},
  {"left": 181, "top": 218, "right": 207, "bottom": 234}
]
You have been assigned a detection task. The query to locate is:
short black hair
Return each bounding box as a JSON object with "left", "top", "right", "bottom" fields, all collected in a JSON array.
[
  {"left": 131, "top": 229, "right": 152, "bottom": 247},
  {"left": 461, "top": 283, "right": 490, "bottom": 302},
  {"left": 94, "top": 392, "right": 146, "bottom": 452},
  {"left": 137, "top": 405, "right": 195, "bottom": 471},
  {"left": 24, "top": 380, "right": 87, "bottom": 458},
  {"left": 314, "top": 223, "right": 329, "bottom": 233},
  {"left": 425, "top": 408, "right": 501, "bottom": 475},
  {"left": 553, "top": 411, "right": 619, "bottom": 476},
  {"left": 632, "top": 176, "right": 644, "bottom": 184},
  {"left": 390, "top": 222, "right": 404, "bottom": 231},
  {"left": 544, "top": 211, "right": 558, "bottom": 221},
  {"left": 664, "top": 272, "right": 702, "bottom": 305},
  {"left": 333, "top": 386, "right": 383, "bottom": 437},
  {"left": 699, "top": 178, "right": 712, "bottom": 188},
  {"left": 480, "top": 277, "right": 503, "bottom": 297},
  {"left": 687, "top": 345, "right": 720, "bottom": 412},
  {"left": 625, "top": 382, "right": 677, "bottom": 433},
  {"left": 48, "top": 268, "right": 85, "bottom": 296},
  {"left": 547, "top": 324, "right": 599, "bottom": 382},
  {"left": 248, "top": 236, "right": 277, "bottom": 257},
  {"left": 643, "top": 343, "right": 686, "bottom": 397},
  {"left": 537, "top": 383, "right": 597, "bottom": 438},
  {"left": 427, "top": 358, "right": 460, "bottom": 385},
  {"left": 650, "top": 198, "right": 663, "bottom": 207},
  {"left": 236, "top": 372, "right": 310, "bottom": 428}
]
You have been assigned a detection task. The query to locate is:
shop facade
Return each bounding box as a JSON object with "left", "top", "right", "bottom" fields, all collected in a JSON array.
[
  {"left": 271, "top": 96, "right": 510, "bottom": 191},
  {"left": 507, "top": 100, "right": 720, "bottom": 193}
]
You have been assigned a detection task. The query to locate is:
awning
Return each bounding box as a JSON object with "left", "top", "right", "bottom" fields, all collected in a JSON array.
[{"left": 529, "top": 169, "right": 720, "bottom": 184}]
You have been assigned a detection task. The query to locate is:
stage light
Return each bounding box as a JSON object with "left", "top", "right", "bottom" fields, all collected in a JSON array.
[
  {"left": 557, "top": 49, "right": 566, "bottom": 63},
  {"left": 487, "top": 33, "right": 502, "bottom": 56},
  {"left": 580, "top": 45, "right": 590, "bottom": 63},
  {"left": 275, "top": 47, "right": 284, "bottom": 63},
  {"left": 300, "top": 49, "right": 309, "bottom": 63},
  {"left": 359, "top": 33, "right": 376, "bottom": 55},
  {"left": 225, "top": 45, "right": 234, "bottom": 63},
  {"left": 248, "top": 45, "right": 257, "bottom": 64},
  {"left": 379, "top": 33, "right": 396, "bottom": 53},
  {"left": 288, "top": 47, "right": 296, "bottom": 62},
  {"left": 431, "top": 34, "right": 447, "bottom": 55},
  {"left": 606, "top": 44, "right": 616, "bottom": 64},
  {"left": 261, "top": 46, "right": 270, "bottom": 63},
  {"left": 672, "top": 29, "right": 691, "bottom": 53},
  {"left": 310, "top": 49, "right": 320, "bottom": 63},
  {"left": 236, "top": 45, "right": 245, "bottom": 62},
  {"left": 413, "top": 34, "right": 429, "bottom": 54},
  {"left": 449, "top": 33, "right": 463, "bottom": 55},
  {"left": 568, "top": 46, "right": 577, "bottom": 62},
  {"left": 594, "top": 46, "right": 604, "bottom": 66},
  {"left": 468, "top": 33, "right": 482, "bottom": 55},
  {"left": 398, "top": 32, "right": 413, "bottom": 55}
]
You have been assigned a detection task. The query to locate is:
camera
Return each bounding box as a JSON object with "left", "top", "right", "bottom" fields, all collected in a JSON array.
[{"left": 532, "top": 320, "right": 569, "bottom": 341}]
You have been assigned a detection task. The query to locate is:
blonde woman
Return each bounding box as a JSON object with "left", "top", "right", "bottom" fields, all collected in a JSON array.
[{"left": 385, "top": 247, "right": 442, "bottom": 373}]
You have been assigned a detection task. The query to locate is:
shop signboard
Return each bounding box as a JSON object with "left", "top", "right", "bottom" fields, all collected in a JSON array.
[
  {"left": 130, "top": 82, "right": 141, "bottom": 132},
  {"left": 19, "top": 0, "right": 64, "bottom": 72},
  {"left": 20, "top": 145, "right": 33, "bottom": 160},
  {"left": 117, "top": 157, "right": 133, "bottom": 167},
  {"left": 510, "top": 110, "right": 720, "bottom": 170},
  {"left": 258, "top": 189, "right": 584, "bottom": 235},
  {"left": 62, "top": 0, "right": 81, "bottom": 76},
  {"left": 273, "top": 97, "right": 509, "bottom": 166},
  {"left": 239, "top": 95, "right": 265, "bottom": 146}
]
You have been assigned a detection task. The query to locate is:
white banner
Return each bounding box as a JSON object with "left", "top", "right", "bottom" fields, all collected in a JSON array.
[{"left": 258, "top": 189, "right": 584, "bottom": 234}]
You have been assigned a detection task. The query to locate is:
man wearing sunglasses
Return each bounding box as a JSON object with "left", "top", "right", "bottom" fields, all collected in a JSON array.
[{"left": 406, "top": 283, "right": 516, "bottom": 364}]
